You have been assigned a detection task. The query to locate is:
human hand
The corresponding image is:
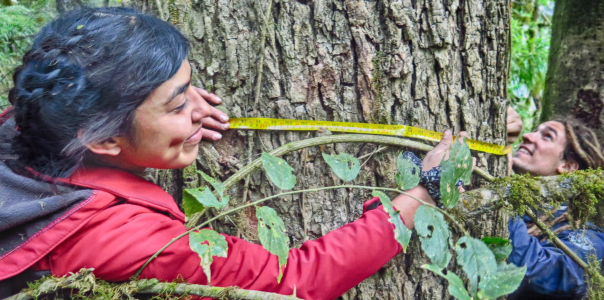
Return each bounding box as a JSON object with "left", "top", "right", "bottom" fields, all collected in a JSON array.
[
  {"left": 507, "top": 106, "right": 523, "bottom": 144},
  {"left": 195, "top": 87, "right": 230, "bottom": 141},
  {"left": 422, "top": 129, "right": 455, "bottom": 172}
]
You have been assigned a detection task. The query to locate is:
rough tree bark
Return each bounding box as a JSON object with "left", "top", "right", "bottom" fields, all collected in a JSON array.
[
  {"left": 541, "top": 0, "right": 604, "bottom": 142},
  {"left": 135, "top": 0, "right": 511, "bottom": 298}
]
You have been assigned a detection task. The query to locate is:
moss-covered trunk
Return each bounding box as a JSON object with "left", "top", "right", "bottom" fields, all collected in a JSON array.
[
  {"left": 137, "top": 0, "right": 511, "bottom": 298},
  {"left": 541, "top": 0, "right": 604, "bottom": 142}
]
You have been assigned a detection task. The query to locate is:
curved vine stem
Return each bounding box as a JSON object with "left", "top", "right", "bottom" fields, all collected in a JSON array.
[
  {"left": 135, "top": 184, "right": 472, "bottom": 277},
  {"left": 220, "top": 134, "right": 494, "bottom": 193},
  {"left": 134, "top": 184, "right": 403, "bottom": 278}
]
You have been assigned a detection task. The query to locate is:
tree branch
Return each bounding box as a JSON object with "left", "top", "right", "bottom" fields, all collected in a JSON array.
[
  {"left": 5, "top": 269, "right": 300, "bottom": 300},
  {"left": 220, "top": 134, "right": 494, "bottom": 194}
]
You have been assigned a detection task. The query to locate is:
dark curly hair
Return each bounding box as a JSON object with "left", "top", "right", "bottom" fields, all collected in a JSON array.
[
  {"left": 7, "top": 7, "right": 189, "bottom": 177},
  {"left": 556, "top": 118, "right": 604, "bottom": 171}
]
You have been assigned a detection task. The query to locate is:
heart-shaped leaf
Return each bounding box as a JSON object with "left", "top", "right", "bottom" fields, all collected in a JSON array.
[
  {"left": 262, "top": 153, "right": 296, "bottom": 190},
  {"left": 396, "top": 152, "right": 420, "bottom": 190},
  {"left": 256, "top": 206, "right": 289, "bottom": 283},
  {"left": 189, "top": 229, "right": 228, "bottom": 285},
  {"left": 414, "top": 205, "right": 452, "bottom": 269},
  {"left": 440, "top": 136, "right": 473, "bottom": 208},
  {"left": 372, "top": 191, "right": 412, "bottom": 252},
  {"left": 455, "top": 236, "right": 498, "bottom": 296},
  {"left": 322, "top": 153, "right": 361, "bottom": 182}
]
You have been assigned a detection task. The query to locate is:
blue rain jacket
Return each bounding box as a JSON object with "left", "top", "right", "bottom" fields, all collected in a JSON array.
[{"left": 507, "top": 208, "right": 604, "bottom": 300}]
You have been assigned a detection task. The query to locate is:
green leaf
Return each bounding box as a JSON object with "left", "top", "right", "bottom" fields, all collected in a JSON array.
[
  {"left": 481, "top": 263, "right": 527, "bottom": 299},
  {"left": 482, "top": 237, "right": 513, "bottom": 262},
  {"left": 189, "top": 229, "right": 228, "bottom": 285},
  {"left": 455, "top": 236, "right": 498, "bottom": 296},
  {"left": 182, "top": 189, "right": 207, "bottom": 216},
  {"left": 322, "top": 153, "right": 361, "bottom": 182},
  {"left": 422, "top": 264, "right": 471, "bottom": 300},
  {"left": 481, "top": 236, "right": 511, "bottom": 245},
  {"left": 256, "top": 206, "right": 289, "bottom": 283},
  {"left": 261, "top": 153, "right": 296, "bottom": 190},
  {"left": 440, "top": 136, "right": 473, "bottom": 208},
  {"left": 372, "top": 191, "right": 412, "bottom": 252},
  {"left": 183, "top": 187, "right": 228, "bottom": 210},
  {"left": 396, "top": 152, "right": 420, "bottom": 190},
  {"left": 414, "top": 205, "right": 452, "bottom": 269},
  {"left": 198, "top": 170, "right": 229, "bottom": 204}
]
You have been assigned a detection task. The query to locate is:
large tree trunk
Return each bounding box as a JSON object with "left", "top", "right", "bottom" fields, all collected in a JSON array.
[
  {"left": 541, "top": 0, "right": 604, "bottom": 142},
  {"left": 140, "top": 0, "right": 511, "bottom": 298}
]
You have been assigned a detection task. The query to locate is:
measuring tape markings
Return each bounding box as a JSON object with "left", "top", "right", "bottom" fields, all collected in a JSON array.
[{"left": 229, "top": 118, "right": 511, "bottom": 155}]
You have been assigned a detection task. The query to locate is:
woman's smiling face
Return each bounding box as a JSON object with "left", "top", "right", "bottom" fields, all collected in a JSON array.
[{"left": 108, "top": 60, "right": 213, "bottom": 170}]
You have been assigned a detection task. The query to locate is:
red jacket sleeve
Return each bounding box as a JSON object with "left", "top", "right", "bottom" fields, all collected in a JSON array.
[{"left": 49, "top": 198, "right": 402, "bottom": 300}]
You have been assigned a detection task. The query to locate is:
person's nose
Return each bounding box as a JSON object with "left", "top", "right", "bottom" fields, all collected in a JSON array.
[{"left": 521, "top": 131, "right": 537, "bottom": 144}]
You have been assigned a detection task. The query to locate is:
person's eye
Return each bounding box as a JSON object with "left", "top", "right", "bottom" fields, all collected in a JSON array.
[
  {"left": 544, "top": 134, "right": 553, "bottom": 141},
  {"left": 173, "top": 98, "right": 189, "bottom": 113}
]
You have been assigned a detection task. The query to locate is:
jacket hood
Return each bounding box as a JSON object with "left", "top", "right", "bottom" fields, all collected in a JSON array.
[{"left": 0, "top": 116, "right": 93, "bottom": 257}]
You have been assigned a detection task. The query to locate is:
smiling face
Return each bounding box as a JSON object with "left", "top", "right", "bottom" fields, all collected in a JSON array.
[
  {"left": 101, "top": 60, "right": 212, "bottom": 171},
  {"left": 512, "top": 121, "right": 576, "bottom": 176}
]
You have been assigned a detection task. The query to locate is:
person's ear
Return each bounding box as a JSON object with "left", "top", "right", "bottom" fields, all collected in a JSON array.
[
  {"left": 557, "top": 160, "right": 579, "bottom": 174},
  {"left": 78, "top": 129, "right": 122, "bottom": 156},
  {"left": 84, "top": 137, "right": 122, "bottom": 156}
]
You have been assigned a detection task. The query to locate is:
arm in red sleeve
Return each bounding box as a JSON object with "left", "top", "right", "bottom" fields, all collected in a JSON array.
[{"left": 50, "top": 198, "right": 402, "bottom": 300}]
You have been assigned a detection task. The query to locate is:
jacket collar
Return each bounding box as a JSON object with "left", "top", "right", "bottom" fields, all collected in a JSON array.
[{"left": 59, "top": 167, "right": 185, "bottom": 222}]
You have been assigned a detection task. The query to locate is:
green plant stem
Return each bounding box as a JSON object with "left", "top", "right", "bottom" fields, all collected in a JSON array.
[
  {"left": 524, "top": 209, "right": 589, "bottom": 269},
  {"left": 221, "top": 134, "right": 495, "bottom": 193}
]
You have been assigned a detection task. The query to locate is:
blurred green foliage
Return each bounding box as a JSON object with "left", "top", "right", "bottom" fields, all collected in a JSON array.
[
  {"left": 0, "top": 1, "right": 54, "bottom": 108},
  {"left": 509, "top": 0, "right": 555, "bottom": 143}
]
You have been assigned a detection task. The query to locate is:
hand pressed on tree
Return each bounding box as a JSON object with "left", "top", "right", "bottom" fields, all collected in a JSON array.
[
  {"left": 194, "top": 87, "right": 230, "bottom": 141},
  {"left": 507, "top": 106, "right": 523, "bottom": 144}
]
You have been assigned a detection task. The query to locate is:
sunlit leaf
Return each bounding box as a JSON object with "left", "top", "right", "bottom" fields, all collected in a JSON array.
[
  {"left": 440, "top": 136, "right": 473, "bottom": 208},
  {"left": 322, "top": 153, "right": 361, "bottom": 182},
  {"left": 256, "top": 206, "right": 289, "bottom": 283},
  {"left": 481, "top": 263, "right": 527, "bottom": 299},
  {"left": 414, "top": 205, "right": 452, "bottom": 269},
  {"left": 482, "top": 237, "right": 513, "bottom": 262},
  {"left": 455, "top": 236, "right": 498, "bottom": 296},
  {"left": 189, "top": 229, "right": 228, "bottom": 285},
  {"left": 422, "top": 264, "right": 471, "bottom": 300},
  {"left": 372, "top": 191, "right": 412, "bottom": 252},
  {"left": 396, "top": 152, "right": 420, "bottom": 190},
  {"left": 261, "top": 153, "right": 296, "bottom": 190},
  {"left": 183, "top": 187, "right": 227, "bottom": 210}
]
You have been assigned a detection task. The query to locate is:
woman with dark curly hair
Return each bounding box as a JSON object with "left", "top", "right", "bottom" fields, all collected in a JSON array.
[{"left": 0, "top": 7, "right": 450, "bottom": 299}]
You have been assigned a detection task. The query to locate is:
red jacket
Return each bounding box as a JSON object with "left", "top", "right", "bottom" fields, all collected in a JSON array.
[{"left": 0, "top": 165, "right": 403, "bottom": 299}]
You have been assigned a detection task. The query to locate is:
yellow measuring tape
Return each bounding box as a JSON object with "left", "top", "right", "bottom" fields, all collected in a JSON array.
[{"left": 229, "top": 118, "right": 511, "bottom": 155}]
